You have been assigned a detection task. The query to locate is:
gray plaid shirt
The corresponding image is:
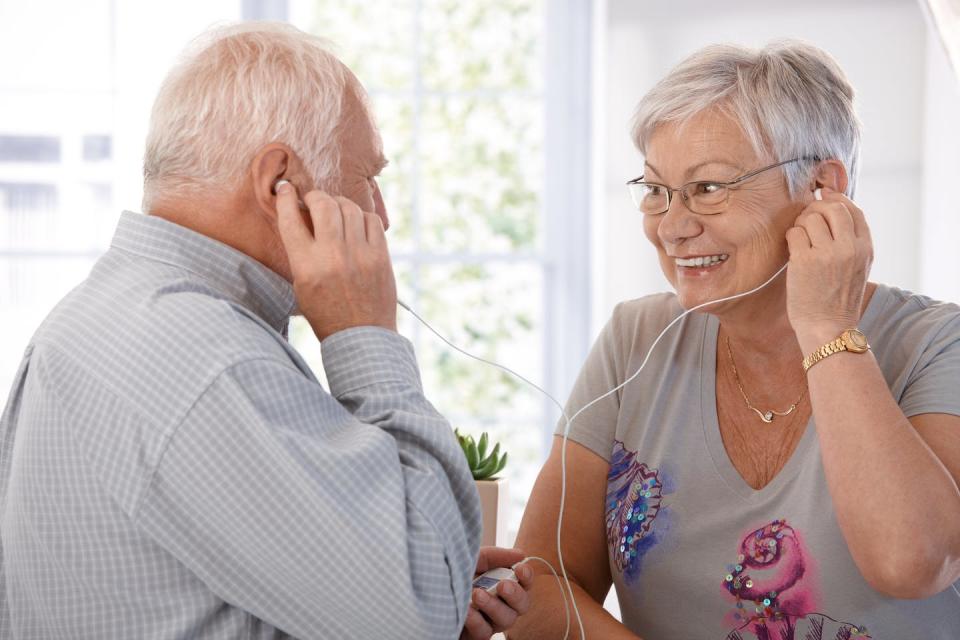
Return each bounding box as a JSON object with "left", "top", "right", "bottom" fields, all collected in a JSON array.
[{"left": 0, "top": 211, "right": 481, "bottom": 639}]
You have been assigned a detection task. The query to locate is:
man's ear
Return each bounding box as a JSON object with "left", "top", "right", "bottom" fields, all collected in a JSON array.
[
  {"left": 250, "top": 144, "right": 310, "bottom": 220},
  {"left": 810, "top": 158, "right": 849, "bottom": 194}
]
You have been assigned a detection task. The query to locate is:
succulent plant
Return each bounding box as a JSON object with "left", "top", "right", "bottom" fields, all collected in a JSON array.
[{"left": 455, "top": 429, "right": 508, "bottom": 480}]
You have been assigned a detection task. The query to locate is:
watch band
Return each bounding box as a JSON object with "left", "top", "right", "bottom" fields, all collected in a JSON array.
[{"left": 802, "top": 329, "right": 870, "bottom": 372}]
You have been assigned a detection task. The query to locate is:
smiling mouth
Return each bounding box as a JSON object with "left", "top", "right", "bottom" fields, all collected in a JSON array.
[{"left": 674, "top": 254, "right": 729, "bottom": 268}]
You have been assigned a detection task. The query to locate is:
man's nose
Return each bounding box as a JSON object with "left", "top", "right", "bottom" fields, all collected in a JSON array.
[{"left": 372, "top": 180, "right": 389, "bottom": 231}]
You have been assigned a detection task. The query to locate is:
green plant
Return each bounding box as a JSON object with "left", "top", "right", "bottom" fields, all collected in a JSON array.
[{"left": 455, "top": 429, "right": 508, "bottom": 480}]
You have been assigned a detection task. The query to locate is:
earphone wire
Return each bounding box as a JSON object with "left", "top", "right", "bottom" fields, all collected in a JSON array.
[
  {"left": 394, "top": 300, "right": 584, "bottom": 638},
  {"left": 398, "top": 261, "right": 789, "bottom": 640},
  {"left": 515, "top": 555, "right": 571, "bottom": 639}
]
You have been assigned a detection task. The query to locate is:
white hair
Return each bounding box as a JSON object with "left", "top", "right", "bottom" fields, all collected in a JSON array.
[
  {"left": 632, "top": 40, "right": 861, "bottom": 197},
  {"left": 142, "top": 22, "right": 353, "bottom": 208}
]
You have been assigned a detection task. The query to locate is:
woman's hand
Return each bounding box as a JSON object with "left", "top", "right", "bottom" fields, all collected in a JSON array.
[
  {"left": 460, "top": 547, "right": 534, "bottom": 640},
  {"left": 784, "top": 187, "right": 873, "bottom": 349}
]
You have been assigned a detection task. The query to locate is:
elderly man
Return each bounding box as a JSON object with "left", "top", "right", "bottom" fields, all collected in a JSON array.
[{"left": 0, "top": 22, "right": 531, "bottom": 639}]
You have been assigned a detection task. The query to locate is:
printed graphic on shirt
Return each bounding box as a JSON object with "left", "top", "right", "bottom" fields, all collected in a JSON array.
[
  {"left": 605, "top": 440, "right": 672, "bottom": 583},
  {"left": 721, "top": 519, "right": 871, "bottom": 640}
]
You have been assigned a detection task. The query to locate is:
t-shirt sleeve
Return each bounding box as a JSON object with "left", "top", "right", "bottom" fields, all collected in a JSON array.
[
  {"left": 899, "top": 315, "right": 960, "bottom": 418},
  {"left": 553, "top": 303, "right": 628, "bottom": 462}
]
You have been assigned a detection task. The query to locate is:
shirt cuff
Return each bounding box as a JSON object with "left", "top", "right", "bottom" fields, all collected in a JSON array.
[{"left": 320, "top": 326, "right": 423, "bottom": 398}]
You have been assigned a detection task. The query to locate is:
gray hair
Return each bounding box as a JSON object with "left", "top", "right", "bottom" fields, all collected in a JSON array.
[
  {"left": 631, "top": 40, "right": 861, "bottom": 198},
  {"left": 143, "top": 22, "right": 352, "bottom": 208}
]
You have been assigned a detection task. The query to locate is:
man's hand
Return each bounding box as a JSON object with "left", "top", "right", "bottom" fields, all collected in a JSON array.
[
  {"left": 461, "top": 547, "right": 535, "bottom": 640},
  {"left": 276, "top": 183, "right": 397, "bottom": 341}
]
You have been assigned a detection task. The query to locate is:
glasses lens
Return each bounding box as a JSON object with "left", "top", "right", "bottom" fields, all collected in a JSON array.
[
  {"left": 685, "top": 182, "right": 728, "bottom": 215},
  {"left": 629, "top": 183, "right": 668, "bottom": 215}
]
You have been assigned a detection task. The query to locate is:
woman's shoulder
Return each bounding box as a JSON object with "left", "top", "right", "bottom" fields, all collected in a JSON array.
[
  {"left": 607, "top": 291, "right": 691, "bottom": 338},
  {"left": 867, "top": 283, "right": 960, "bottom": 338},
  {"left": 603, "top": 292, "right": 696, "bottom": 357},
  {"left": 866, "top": 284, "right": 960, "bottom": 379},
  {"left": 610, "top": 291, "right": 685, "bottom": 327}
]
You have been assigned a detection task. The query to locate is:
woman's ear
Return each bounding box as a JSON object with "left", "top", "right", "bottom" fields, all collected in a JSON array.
[{"left": 811, "top": 158, "right": 849, "bottom": 194}]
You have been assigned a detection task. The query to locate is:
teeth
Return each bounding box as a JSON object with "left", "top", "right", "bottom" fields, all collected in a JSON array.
[{"left": 675, "top": 254, "right": 728, "bottom": 268}]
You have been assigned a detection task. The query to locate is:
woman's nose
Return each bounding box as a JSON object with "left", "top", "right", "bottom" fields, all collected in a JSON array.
[{"left": 656, "top": 192, "right": 702, "bottom": 245}]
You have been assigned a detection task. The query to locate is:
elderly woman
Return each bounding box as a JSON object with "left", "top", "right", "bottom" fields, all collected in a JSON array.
[{"left": 513, "top": 41, "right": 960, "bottom": 639}]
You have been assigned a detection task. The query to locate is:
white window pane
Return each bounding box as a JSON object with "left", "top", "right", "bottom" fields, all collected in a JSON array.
[
  {"left": 294, "top": 0, "right": 416, "bottom": 91},
  {"left": 419, "top": 96, "right": 543, "bottom": 253},
  {"left": 421, "top": 0, "right": 544, "bottom": 92},
  {"left": 0, "top": 136, "right": 61, "bottom": 163}
]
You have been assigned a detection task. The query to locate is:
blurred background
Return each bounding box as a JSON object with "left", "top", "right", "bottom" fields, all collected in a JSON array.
[{"left": 1, "top": 0, "right": 958, "bottom": 574}]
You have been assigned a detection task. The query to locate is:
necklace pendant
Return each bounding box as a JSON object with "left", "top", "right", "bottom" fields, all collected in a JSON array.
[{"left": 762, "top": 411, "right": 774, "bottom": 423}]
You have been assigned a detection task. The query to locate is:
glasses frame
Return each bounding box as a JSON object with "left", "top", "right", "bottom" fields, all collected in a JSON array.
[{"left": 626, "top": 156, "right": 821, "bottom": 216}]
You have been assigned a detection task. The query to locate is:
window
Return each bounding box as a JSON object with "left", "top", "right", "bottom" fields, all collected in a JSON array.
[
  {"left": 0, "top": 0, "right": 591, "bottom": 542},
  {"left": 0, "top": 0, "right": 118, "bottom": 388},
  {"left": 287, "top": 0, "right": 591, "bottom": 539}
]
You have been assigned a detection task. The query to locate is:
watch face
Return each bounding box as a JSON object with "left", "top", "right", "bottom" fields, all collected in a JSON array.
[{"left": 845, "top": 329, "right": 869, "bottom": 352}]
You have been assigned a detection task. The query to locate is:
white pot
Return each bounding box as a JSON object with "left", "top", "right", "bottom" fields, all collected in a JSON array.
[{"left": 475, "top": 477, "right": 509, "bottom": 546}]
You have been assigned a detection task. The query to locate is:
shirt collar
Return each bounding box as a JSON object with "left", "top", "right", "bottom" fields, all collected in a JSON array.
[{"left": 110, "top": 211, "right": 296, "bottom": 333}]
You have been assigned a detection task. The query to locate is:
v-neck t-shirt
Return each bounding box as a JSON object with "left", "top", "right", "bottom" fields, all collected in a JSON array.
[{"left": 556, "top": 283, "right": 960, "bottom": 639}]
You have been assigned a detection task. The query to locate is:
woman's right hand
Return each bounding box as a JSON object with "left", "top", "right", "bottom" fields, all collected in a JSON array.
[{"left": 510, "top": 436, "right": 644, "bottom": 639}]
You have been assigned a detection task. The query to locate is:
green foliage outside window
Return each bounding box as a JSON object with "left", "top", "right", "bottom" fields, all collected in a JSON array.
[{"left": 291, "top": 0, "right": 546, "bottom": 537}]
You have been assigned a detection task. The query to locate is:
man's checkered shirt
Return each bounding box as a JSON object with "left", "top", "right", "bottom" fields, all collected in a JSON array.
[{"left": 0, "top": 211, "right": 482, "bottom": 639}]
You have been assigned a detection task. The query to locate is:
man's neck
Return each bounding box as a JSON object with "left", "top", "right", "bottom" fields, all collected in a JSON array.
[{"left": 146, "top": 193, "right": 286, "bottom": 280}]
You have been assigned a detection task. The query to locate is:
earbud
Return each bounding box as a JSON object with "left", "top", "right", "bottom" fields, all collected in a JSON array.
[
  {"left": 814, "top": 187, "right": 823, "bottom": 201},
  {"left": 271, "top": 179, "right": 310, "bottom": 212}
]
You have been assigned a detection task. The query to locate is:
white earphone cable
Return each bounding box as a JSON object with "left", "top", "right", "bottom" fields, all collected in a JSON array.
[
  {"left": 514, "top": 555, "right": 571, "bottom": 639},
  {"left": 399, "top": 261, "right": 789, "bottom": 639}
]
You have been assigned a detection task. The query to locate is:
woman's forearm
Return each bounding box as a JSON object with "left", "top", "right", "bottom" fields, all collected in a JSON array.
[
  {"left": 802, "top": 341, "right": 960, "bottom": 597},
  {"left": 508, "top": 575, "right": 642, "bottom": 640}
]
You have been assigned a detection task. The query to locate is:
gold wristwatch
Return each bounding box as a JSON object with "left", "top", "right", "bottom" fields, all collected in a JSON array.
[{"left": 802, "top": 328, "right": 870, "bottom": 372}]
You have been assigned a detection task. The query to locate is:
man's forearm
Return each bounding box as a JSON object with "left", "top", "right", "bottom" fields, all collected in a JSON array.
[{"left": 322, "top": 325, "right": 483, "bottom": 634}]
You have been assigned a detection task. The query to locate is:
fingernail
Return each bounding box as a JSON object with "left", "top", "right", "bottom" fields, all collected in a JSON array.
[
  {"left": 500, "top": 581, "right": 516, "bottom": 595},
  {"left": 275, "top": 180, "right": 292, "bottom": 195},
  {"left": 474, "top": 589, "right": 490, "bottom": 605},
  {"left": 518, "top": 566, "right": 531, "bottom": 581}
]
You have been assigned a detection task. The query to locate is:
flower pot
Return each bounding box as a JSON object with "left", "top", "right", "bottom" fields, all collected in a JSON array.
[{"left": 475, "top": 477, "right": 509, "bottom": 546}]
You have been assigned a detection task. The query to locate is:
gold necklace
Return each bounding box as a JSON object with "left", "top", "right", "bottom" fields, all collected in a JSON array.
[{"left": 725, "top": 336, "right": 806, "bottom": 424}]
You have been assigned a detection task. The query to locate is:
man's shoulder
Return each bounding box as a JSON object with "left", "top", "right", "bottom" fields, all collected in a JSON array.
[{"left": 31, "top": 256, "right": 301, "bottom": 428}]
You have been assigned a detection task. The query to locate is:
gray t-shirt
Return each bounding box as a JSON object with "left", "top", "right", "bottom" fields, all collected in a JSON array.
[{"left": 557, "top": 284, "right": 960, "bottom": 639}]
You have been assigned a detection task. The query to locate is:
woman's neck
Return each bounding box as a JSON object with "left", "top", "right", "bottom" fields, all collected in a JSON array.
[{"left": 714, "top": 282, "right": 801, "bottom": 364}]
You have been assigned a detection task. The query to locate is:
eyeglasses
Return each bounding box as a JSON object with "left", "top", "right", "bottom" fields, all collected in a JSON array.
[{"left": 626, "top": 156, "right": 819, "bottom": 216}]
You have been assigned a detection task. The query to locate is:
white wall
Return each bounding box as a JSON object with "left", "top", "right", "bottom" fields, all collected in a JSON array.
[
  {"left": 0, "top": 0, "right": 242, "bottom": 397},
  {"left": 0, "top": 0, "right": 241, "bottom": 212},
  {"left": 920, "top": 21, "right": 960, "bottom": 303},
  {"left": 592, "top": 0, "right": 952, "bottom": 333},
  {"left": 113, "top": 0, "right": 243, "bottom": 210}
]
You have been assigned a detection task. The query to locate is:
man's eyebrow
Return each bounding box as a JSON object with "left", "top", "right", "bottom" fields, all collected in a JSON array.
[{"left": 373, "top": 156, "right": 389, "bottom": 175}]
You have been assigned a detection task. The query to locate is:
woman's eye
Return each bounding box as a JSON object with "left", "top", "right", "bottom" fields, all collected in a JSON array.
[{"left": 694, "top": 182, "right": 722, "bottom": 195}]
